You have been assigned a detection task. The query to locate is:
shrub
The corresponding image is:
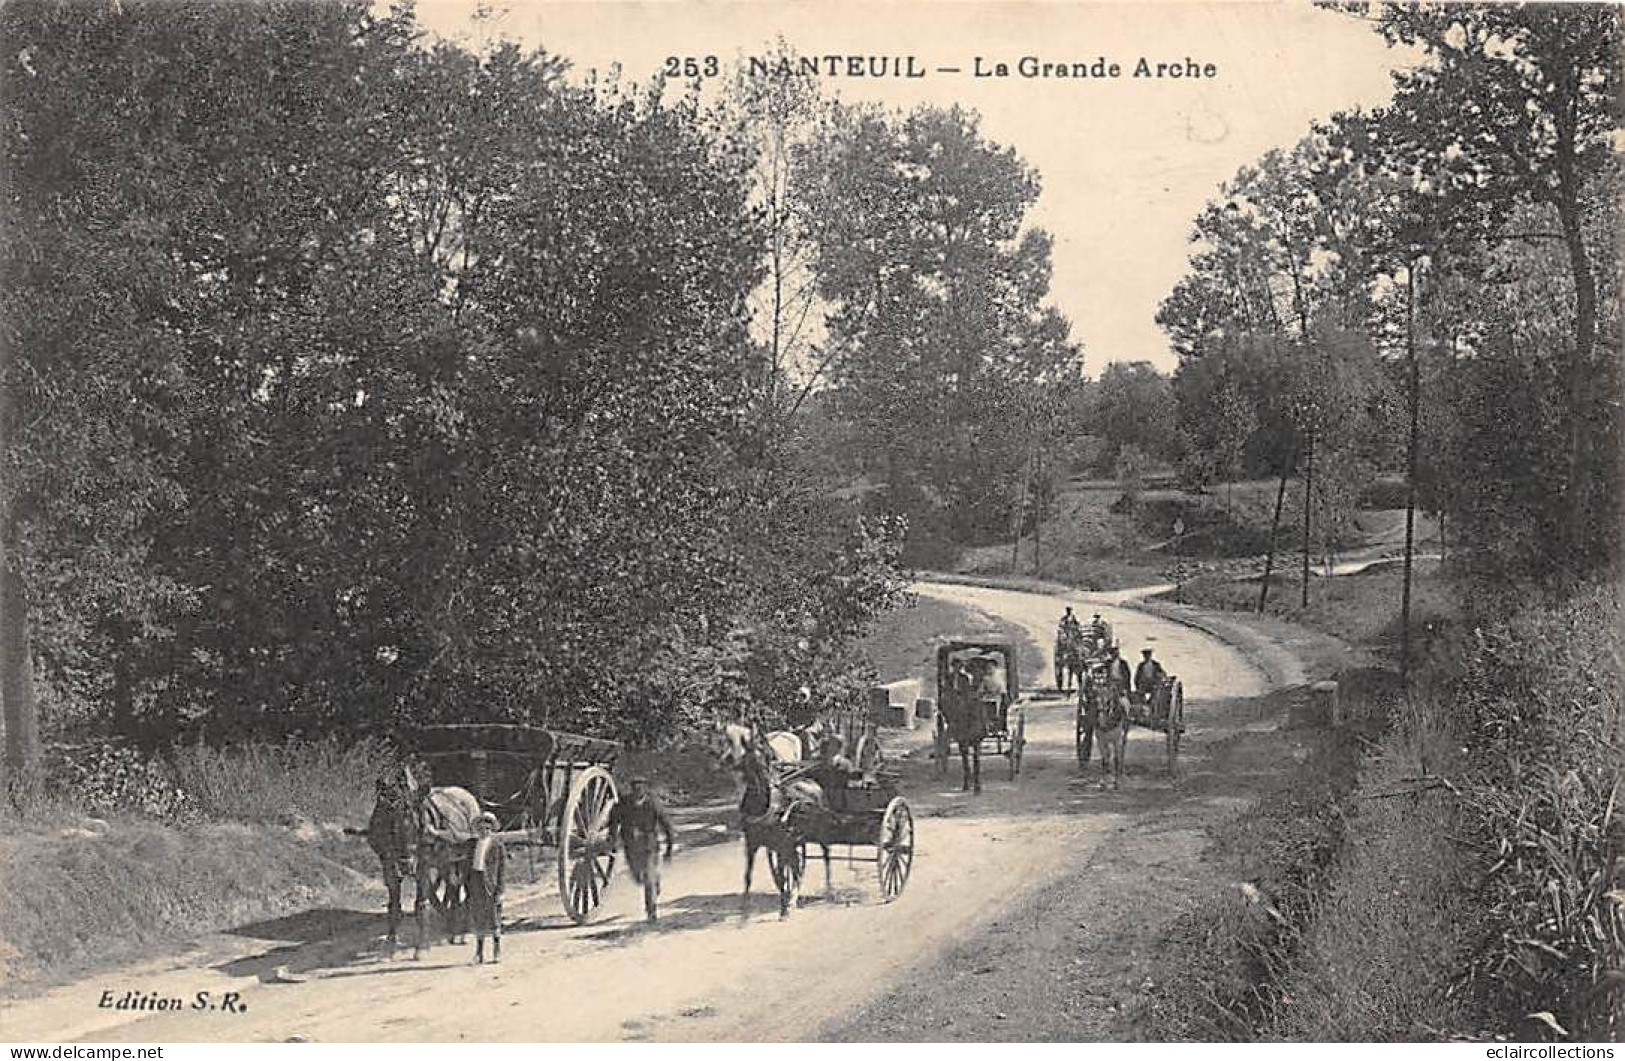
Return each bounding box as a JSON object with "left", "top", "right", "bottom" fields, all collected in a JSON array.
[
  {"left": 170, "top": 736, "right": 396, "bottom": 825},
  {"left": 43, "top": 741, "right": 194, "bottom": 820},
  {"left": 1358, "top": 476, "right": 1411, "bottom": 510}
]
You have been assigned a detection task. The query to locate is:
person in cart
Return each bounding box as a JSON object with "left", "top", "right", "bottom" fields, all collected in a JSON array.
[
  {"left": 1090, "top": 613, "right": 1113, "bottom": 651},
  {"left": 1134, "top": 648, "right": 1168, "bottom": 716},
  {"left": 1104, "top": 643, "right": 1132, "bottom": 698},
  {"left": 607, "top": 776, "right": 676, "bottom": 924}
]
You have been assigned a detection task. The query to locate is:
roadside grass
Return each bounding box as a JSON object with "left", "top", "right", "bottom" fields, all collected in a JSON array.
[
  {"left": 1141, "top": 572, "right": 1621, "bottom": 1043},
  {"left": 1262, "top": 754, "right": 1482, "bottom": 1041},
  {"left": 0, "top": 804, "right": 375, "bottom": 992},
  {"left": 1155, "top": 565, "right": 1454, "bottom": 655},
  {"left": 1136, "top": 695, "right": 1383, "bottom": 1041}
]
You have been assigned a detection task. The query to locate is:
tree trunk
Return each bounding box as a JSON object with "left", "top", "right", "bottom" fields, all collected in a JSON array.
[
  {"left": 1257, "top": 455, "right": 1292, "bottom": 614},
  {"left": 1300, "top": 424, "right": 1314, "bottom": 609},
  {"left": 1401, "top": 265, "right": 1421, "bottom": 683},
  {"left": 0, "top": 516, "right": 39, "bottom": 790},
  {"left": 1554, "top": 171, "right": 1598, "bottom": 561},
  {"left": 0, "top": 307, "right": 38, "bottom": 792}
]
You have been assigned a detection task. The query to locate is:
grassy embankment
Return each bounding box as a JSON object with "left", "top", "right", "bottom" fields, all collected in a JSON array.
[
  {"left": 1134, "top": 566, "right": 1621, "bottom": 1042},
  {"left": 955, "top": 473, "right": 1433, "bottom": 593},
  {"left": 0, "top": 738, "right": 389, "bottom": 993}
]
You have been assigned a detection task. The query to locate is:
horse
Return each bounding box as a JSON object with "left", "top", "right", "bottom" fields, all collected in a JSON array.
[
  {"left": 361, "top": 761, "right": 484, "bottom": 958},
  {"left": 1054, "top": 634, "right": 1087, "bottom": 693},
  {"left": 716, "top": 720, "right": 834, "bottom": 917},
  {"left": 1094, "top": 680, "right": 1130, "bottom": 790},
  {"left": 938, "top": 680, "right": 989, "bottom": 793}
]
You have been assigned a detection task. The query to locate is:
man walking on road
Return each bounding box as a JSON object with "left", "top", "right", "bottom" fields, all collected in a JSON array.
[{"left": 608, "top": 776, "right": 676, "bottom": 924}]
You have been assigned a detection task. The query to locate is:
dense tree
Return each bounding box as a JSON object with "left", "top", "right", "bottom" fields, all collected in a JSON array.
[
  {"left": 1088, "top": 362, "right": 1179, "bottom": 471},
  {"left": 797, "top": 104, "right": 1083, "bottom": 553},
  {"left": 0, "top": 1, "right": 912, "bottom": 773}
]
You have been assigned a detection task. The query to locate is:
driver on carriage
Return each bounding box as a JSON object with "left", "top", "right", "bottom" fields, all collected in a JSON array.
[
  {"left": 1133, "top": 647, "right": 1167, "bottom": 705},
  {"left": 1090, "top": 612, "right": 1112, "bottom": 649},
  {"left": 1104, "top": 643, "right": 1132, "bottom": 698}
]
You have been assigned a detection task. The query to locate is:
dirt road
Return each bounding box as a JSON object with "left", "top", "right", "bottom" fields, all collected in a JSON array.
[{"left": 7, "top": 582, "right": 1273, "bottom": 1044}]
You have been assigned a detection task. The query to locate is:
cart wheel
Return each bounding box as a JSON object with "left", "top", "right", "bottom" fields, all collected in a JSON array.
[
  {"left": 765, "top": 840, "right": 804, "bottom": 908},
  {"left": 933, "top": 716, "right": 949, "bottom": 777},
  {"left": 557, "top": 766, "right": 617, "bottom": 925},
  {"left": 877, "top": 797, "right": 914, "bottom": 901},
  {"left": 1166, "top": 679, "right": 1184, "bottom": 773}
]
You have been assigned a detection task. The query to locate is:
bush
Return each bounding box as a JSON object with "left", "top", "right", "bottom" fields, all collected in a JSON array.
[
  {"left": 43, "top": 741, "right": 194, "bottom": 820},
  {"left": 170, "top": 736, "right": 396, "bottom": 825},
  {"left": 1358, "top": 476, "right": 1411, "bottom": 510}
]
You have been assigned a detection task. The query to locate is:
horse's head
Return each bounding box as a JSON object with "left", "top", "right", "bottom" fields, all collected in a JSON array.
[{"left": 714, "top": 720, "right": 753, "bottom": 772}]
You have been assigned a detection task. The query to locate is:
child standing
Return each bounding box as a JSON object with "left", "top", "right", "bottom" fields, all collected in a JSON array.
[{"left": 467, "top": 811, "right": 505, "bottom": 963}]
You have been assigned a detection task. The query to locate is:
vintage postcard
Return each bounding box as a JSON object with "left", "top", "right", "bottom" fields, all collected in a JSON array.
[{"left": 1, "top": 0, "right": 1618, "bottom": 1048}]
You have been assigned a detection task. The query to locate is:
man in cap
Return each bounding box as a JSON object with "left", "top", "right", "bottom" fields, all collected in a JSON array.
[
  {"left": 1090, "top": 612, "right": 1113, "bottom": 652},
  {"left": 1104, "top": 643, "right": 1132, "bottom": 699},
  {"left": 1134, "top": 647, "right": 1168, "bottom": 711},
  {"left": 608, "top": 775, "right": 676, "bottom": 923}
]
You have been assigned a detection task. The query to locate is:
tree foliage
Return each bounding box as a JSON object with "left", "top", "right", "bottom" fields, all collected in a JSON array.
[{"left": 0, "top": 1, "right": 910, "bottom": 759}]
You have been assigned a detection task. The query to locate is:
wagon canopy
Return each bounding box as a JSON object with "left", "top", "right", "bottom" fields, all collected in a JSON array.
[
  {"left": 935, "top": 640, "right": 1019, "bottom": 694},
  {"left": 401, "top": 723, "right": 621, "bottom": 767}
]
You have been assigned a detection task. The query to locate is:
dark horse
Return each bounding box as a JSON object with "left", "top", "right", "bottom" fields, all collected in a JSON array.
[
  {"left": 1054, "top": 634, "right": 1088, "bottom": 693},
  {"left": 718, "top": 722, "right": 833, "bottom": 918},
  {"left": 939, "top": 684, "right": 989, "bottom": 793},
  {"left": 360, "top": 762, "right": 483, "bottom": 958}
]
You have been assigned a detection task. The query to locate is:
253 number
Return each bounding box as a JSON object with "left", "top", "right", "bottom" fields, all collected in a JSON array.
[{"left": 665, "top": 55, "right": 719, "bottom": 79}]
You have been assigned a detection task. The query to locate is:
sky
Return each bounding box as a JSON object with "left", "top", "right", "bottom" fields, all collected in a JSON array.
[{"left": 414, "top": 0, "right": 1410, "bottom": 374}]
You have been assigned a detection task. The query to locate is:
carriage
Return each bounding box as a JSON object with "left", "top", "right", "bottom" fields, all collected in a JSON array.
[
  {"left": 403, "top": 723, "right": 623, "bottom": 925},
  {"left": 933, "top": 641, "right": 1027, "bottom": 781},
  {"left": 762, "top": 762, "right": 916, "bottom": 908},
  {"left": 1074, "top": 666, "right": 1186, "bottom": 772}
]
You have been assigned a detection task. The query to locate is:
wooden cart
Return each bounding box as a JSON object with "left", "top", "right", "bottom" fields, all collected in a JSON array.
[
  {"left": 404, "top": 723, "right": 622, "bottom": 925},
  {"left": 767, "top": 766, "right": 915, "bottom": 906}
]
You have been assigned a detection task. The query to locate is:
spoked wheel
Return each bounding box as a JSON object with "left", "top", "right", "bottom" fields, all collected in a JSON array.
[
  {"left": 557, "top": 766, "right": 617, "bottom": 924},
  {"left": 765, "top": 839, "right": 804, "bottom": 908},
  {"left": 933, "top": 717, "right": 950, "bottom": 777},
  {"left": 877, "top": 797, "right": 914, "bottom": 901},
  {"left": 1165, "top": 679, "right": 1185, "bottom": 773}
]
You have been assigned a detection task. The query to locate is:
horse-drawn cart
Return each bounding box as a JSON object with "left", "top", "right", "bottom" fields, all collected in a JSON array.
[
  {"left": 405, "top": 723, "right": 623, "bottom": 924},
  {"left": 1074, "top": 669, "right": 1185, "bottom": 772},
  {"left": 768, "top": 764, "right": 915, "bottom": 905},
  {"left": 934, "top": 641, "right": 1027, "bottom": 785}
]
